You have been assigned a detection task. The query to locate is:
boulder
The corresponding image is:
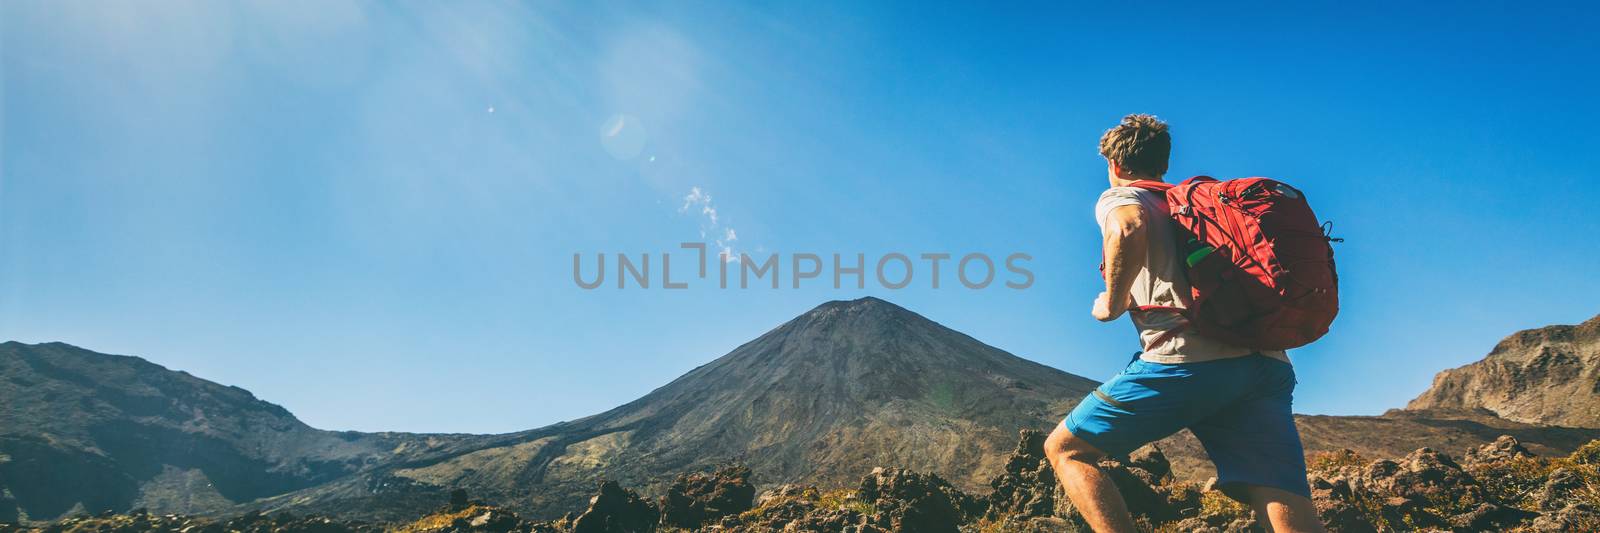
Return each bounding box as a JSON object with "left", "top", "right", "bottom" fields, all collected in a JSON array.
[
  {"left": 1532, "top": 467, "right": 1584, "bottom": 511},
  {"left": 736, "top": 487, "right": 818, "bottom": 531},
  {"left": 984, "top": 430, "right": 1178, "bottom": 525},
  {"left": 1126, "top": 444, "right": 1171, "bottom": 482},
  {"left": 572, "top": 480, "right": 658, "bottom": 533},
  {"left": 1172, "top": 515, "right": 1262, "bottom": 533},
  {"left": 1357, "top": 448, "right": 1485, "bottom": 508},
  {"left": 1531, "top": 502, "right": 1599, "bottom": 532},
  {"left": 1096, "top": 458, "right": 1172, "bottom": 521},
  {"left": 755, "top": 483, "right": 812, "bottom": 507},
  {"left": 658, "top": 465, "right": 756, "bottom": 528},
  {"left": 1307, "top": 472, "right": 1376, "bottom": 533},
  {"left": 1447, "top": 501, "right": 1536, "bottom": 531},
  {"left": 454, "top": 507, "right": 524, "bottom": 532},
  {"left": 857, "top": 467, "right": 972, "bottom": 533},
  {"left": 790, "top": 507, "right": 877, "bottom": 532},
  {"left": 986, "top": 430, "right": 1061, "bottom": 520},
  {"left": 1462, "top": 435, "right": 1534, "bottom": 467},
  {"left": 988, "top": 515, "right": 1085, "bottom": 532}
]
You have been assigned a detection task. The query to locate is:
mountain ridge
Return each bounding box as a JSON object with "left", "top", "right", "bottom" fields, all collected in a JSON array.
[
  {"left": 6, "top": 301, "right": 1600, "bottom": 524},
  {"left": 1407, "top": 314, "right": 1600, "bottom": 428},
  {"left": 0, "top": 298, "right": 1104, "bottom": 521},
  {"left": 0, "top": 341, "right": 494, "bottom": 522}
]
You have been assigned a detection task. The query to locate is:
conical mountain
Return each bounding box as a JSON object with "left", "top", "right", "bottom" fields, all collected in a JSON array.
[{"left": 278, "top": 297, "right": 1098, "bottom": 518}]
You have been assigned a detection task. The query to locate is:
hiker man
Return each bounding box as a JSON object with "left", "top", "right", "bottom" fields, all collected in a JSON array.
[{"left": 1044, "top": 114, "right": 1327, "bottom": 532}]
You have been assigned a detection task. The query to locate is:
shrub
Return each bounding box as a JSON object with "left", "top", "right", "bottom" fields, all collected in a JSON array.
[
  {"left": 1197, "top": 490, "right": 1251, "bottom": 523},
  {"left": 1569, "top": 440, "right": 1600, "bottom": 466},
  {"left": 1471, "top": 455, "right": 1555, "bottom": 510},
  {"left": 1307, "top": 449, "right": 1366, "bottom": 476},
  {"left": 816, "top": 488, "right": 876, "bottom": 515}
]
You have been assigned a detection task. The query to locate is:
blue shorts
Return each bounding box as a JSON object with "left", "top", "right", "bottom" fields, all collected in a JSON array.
[{"left": 1062, "top": 354, "right": 1310, "bottom": 500}]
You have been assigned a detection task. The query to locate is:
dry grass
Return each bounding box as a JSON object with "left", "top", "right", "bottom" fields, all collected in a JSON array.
[
  {"left": 736, "top": 486, "right": 817, "bottom": 523},
  {"left": 1469, "top": 443, "right": 1600, "bottom": 514},
  {"left": 1306, "top": 449, "right": 1366, "bottom": 476},
  {"left": 1197, "top": 489, "right": 1251, "bottom": 521},
  {"left": 1472, "top": 455, "right": 1557, "bottom": 510},
  {"left": 1556, "top": 448, "right": 1600, "bottom": 510},
  {"left": 815, "top": 488, "right": 876, "bottom": 515},
  {"left": 392, "top": 504, "right": 493, "bottom": 533},
  {"left": 1570, "top": 440, "right": 1600, "bottom": 466}
]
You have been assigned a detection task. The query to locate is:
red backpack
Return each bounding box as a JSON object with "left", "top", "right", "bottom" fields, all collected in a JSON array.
[{"left": 1127, "top": 176, "right": 1340, "bottom": 351}]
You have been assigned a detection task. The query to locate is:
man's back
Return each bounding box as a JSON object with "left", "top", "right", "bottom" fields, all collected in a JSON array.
[{"left": 1095, "top": 186, "right": 1287, "bottom": 364}]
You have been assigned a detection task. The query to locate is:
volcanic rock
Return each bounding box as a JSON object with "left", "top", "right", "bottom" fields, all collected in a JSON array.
[
  {"left": 571, "top": 481, "right": 657, "bottom": 533},
  {"left": 658, "top": 466, "right": 755, "bottom": 528}
]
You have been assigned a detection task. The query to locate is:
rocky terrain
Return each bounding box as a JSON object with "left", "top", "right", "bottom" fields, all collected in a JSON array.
[
  {"left": 8, "top": 431, "right": 1598, "bottom": 532},
  {"left": 1408, "top": 314, "right": 1600, "bottom": 428},
  {"left": 1154, "top": 408, "right": 1600, "bottom": 484}
]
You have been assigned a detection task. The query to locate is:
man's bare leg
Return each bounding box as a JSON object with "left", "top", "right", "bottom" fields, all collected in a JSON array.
[
  {"left": 1043, "top": 424, "right": 1138, "bottom": 533},
  {"left": 1244, "top": 484, "right": 1328, "bottom": 533}
]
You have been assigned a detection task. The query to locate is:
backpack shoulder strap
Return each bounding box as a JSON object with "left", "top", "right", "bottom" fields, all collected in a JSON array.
[{"left": 1126, "top": 180, "right": 1174, "bottom": 193}]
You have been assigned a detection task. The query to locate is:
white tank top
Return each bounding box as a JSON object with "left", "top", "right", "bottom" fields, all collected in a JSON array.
[{"left": 1096, "top": 186, "right": 1289, "bottom": 365}]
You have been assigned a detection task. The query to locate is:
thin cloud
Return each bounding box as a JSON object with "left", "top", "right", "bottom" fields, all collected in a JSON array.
[{"left": 680, "top": 186, "right": 743, "bottom": 262}]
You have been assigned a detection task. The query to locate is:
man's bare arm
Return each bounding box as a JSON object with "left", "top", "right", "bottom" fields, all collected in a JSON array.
[{"left": 1093, "top": 204, "right": 1147, "bottom": 322}]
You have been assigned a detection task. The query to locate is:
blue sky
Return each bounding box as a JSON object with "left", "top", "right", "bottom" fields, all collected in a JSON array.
[{"left": 3, "top": 2, "right": 1597, "bottom": 434}]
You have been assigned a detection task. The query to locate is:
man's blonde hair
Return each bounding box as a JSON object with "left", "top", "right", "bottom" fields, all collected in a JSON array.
[{"left": 1098, "top": 114, "right": 1170, "bottom": 178}]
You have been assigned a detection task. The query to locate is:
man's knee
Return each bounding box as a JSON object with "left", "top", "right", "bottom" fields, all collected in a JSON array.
[{"left": 1044, "top": 424, "right": 1106, "bottom": 465}]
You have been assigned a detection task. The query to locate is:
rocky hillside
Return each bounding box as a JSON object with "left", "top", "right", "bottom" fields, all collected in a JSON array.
[
  {"left": 14, "top": 432, "right": 1600, "bottom": 532},
  {"left": 0, "top": 342, "right": 496, "bottom": 522},
  {"left": 1408, "top": 314, "right": 1600, "bottom": 428},
  {"left": 254, "top": 297, "right": 1101, "bottom": 520}
]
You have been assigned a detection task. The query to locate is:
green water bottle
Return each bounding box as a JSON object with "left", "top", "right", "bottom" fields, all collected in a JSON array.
[{"left": 1183, "top": 236, "right": 1216, "bottom": 268}]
